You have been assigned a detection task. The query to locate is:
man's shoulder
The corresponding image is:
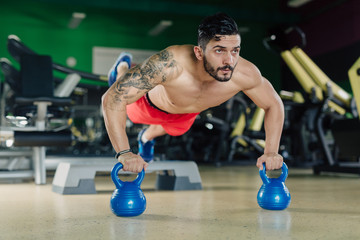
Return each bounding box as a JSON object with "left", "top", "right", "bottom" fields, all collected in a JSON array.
[
  {"left": 163, "top": 45, "right": 196, "bottom": 68},
  {"left": 166, "top": 44, "right": 194, "bottom": 51},
  {"left": 165, "top": 45, "right": 195, "bottom": 57},
  {"left": 151, "top": 45, "right": 192, "bottom": 66},
  {"left": 236, "top": 57, "right": 257, "bottom": 71},
  {"left": 232, "top": 57, "right": 263, "bottom": 90}
]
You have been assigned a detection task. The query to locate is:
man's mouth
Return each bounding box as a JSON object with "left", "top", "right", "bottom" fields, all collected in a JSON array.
[{"left": 219, "top": 66, "right": 233, "bottom": 74}]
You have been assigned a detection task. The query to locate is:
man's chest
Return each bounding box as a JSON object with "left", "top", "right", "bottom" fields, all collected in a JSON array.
[{"left": 163, "top": 77, "right": 241, "bottom": 110}]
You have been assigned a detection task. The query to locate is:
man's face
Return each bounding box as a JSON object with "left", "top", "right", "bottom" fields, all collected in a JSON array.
[{"left": 202, "top": 34, "right": 241, "bottom": 82}]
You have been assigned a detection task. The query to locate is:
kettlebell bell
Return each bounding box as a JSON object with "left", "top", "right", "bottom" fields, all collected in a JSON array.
[
  {"left": 110, "top": 162, "right": 146, "bottom": 217},
  {"left": 257, "top": 162, "right": 291, "bottom": 210}
]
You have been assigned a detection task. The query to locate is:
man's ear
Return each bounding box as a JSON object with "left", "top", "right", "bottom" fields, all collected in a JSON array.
[{"left": 194, "top": 46, "right": 203, "bottom": 60}]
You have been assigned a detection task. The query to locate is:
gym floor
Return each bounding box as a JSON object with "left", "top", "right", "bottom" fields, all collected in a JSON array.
[{"left": 1, "top": 164, "right": 360, "bottom": 240}]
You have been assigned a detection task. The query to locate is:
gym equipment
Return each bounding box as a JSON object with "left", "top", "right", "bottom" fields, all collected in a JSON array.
[
  {"left": 282, "top": 47, "right": 356, "bottom": 116},
  {"left": 7, "top": 35, "right": 108, "bottom": 83},
  {"left": 257, "top": 163, "right": 291, "bottom": 210},
  {"left": 1, "top": 130, "right": 72, "bottom": 147},
  {"left": 0, "top": 55, "right": 73, "bottom": 184},
  {"left": 284, "top": 49, "right": 360, "bottom": 174},
  {"left": 1, "top": 34, "right": 117, "bottom": 184},
  {"left": 264, "top": 26, "right": 360, "bottom": 174},
  {"left": 110, "top": 162, "right": 146, "bottom": 217},
  {"left": 349, "top": 57, "right": 360, "bottom": 120},
  {"left": 313, "top": 58, "right": 360, "bottom": 175},
  {"left": 227, "top": 104, "right": 266, "bottom": 162},
  {"left": 54, "top": 73, "right": 81, "bottom": 97},
  {"left": 51, "top": 157, "right": 202, "bottom": 194},
  {"left": 0, "top": 149, "right": 33, "bottom": 181}
]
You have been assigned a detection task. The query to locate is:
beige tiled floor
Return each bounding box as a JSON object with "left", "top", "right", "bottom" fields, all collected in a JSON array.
[{"left": 1, "top": 164, "right": 360, "bottom": 240}]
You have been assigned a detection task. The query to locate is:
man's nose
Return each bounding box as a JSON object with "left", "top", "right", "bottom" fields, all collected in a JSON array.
[{"left": 223, "top": 52, "right": 234, "bottom": 65}]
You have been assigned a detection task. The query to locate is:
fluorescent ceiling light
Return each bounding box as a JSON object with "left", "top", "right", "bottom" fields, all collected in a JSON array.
[
  {"left": 148, "top": 20, "right": 173, "bottom": 36},
  {"left": 288, "top": 0, "right": 312, "bottom": 7},
  {"left": 68, "top": 12, "right": 86, "bottom": 29}
]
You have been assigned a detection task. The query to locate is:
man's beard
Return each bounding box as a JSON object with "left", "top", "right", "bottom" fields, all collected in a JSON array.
[{"left": 203, "top": 56, "right": 235, "bottom": 82}]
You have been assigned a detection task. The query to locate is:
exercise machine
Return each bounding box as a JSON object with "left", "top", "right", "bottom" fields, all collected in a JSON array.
[
  {"left": 0, "top": 55, "right": 73, "bottom": 184},
  {"left": 265, "top": 26, "right": 360, "bottom": 174},
  {"left": 312, "top": 57, "right": 360, "bottom": 174},
  {"left": 0, "top": 35, "right": 111, "bottom": 184},
  {"left": 227, "top": 99, "right": 266, "bottom": 163}
]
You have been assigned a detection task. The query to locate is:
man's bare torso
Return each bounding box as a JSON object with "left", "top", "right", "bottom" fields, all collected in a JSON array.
[{"left": 147, "top": 45, "right": 256, "bottom": 114}]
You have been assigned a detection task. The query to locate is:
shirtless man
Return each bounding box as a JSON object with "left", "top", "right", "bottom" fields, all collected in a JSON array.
[{"left": 102, "top": 13, "right": 284, "bottom": 173}]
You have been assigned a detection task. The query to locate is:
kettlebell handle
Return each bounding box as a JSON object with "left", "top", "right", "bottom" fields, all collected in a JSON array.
[
  {"left": 259, "top": 162, "right": 288, "bottom": 184},
  {"left": 111, "top": 162, "right": 145, "bottom": 189}
]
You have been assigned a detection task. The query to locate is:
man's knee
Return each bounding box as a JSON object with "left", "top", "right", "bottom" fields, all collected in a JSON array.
[{"left": 146, "top": 125, "right": 167, "bottom": 138}]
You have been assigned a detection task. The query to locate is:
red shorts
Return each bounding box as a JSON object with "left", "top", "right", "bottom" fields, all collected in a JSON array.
[{"left": 127, "top": 95, "right": 199, "bottom": 136}]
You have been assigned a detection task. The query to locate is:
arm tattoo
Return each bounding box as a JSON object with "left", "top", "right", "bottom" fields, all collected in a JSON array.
[{"left": 112, "top": 49, "right": 178, "bottom": 102}]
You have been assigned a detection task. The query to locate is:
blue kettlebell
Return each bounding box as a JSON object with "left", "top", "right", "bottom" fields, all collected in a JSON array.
[
  {"left": 257, "top": 162, "right": 291, "bottom": 210},
  {"left": 110, "top": 162, "right": 146, "bottom": 217}
]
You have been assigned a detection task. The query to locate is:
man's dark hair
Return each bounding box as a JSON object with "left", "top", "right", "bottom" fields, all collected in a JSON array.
[{"left": 197, "top": 13, "right": 239, "bottom": 49}]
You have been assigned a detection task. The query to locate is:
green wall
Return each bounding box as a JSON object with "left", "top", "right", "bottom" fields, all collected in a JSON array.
[{"left": 0, "top": 0, "right": 281, "bottom": 90}]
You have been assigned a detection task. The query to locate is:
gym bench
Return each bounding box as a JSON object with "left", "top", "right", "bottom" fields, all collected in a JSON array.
[{"left": 51, "top": 157, "right": 202, "bottom": 194}]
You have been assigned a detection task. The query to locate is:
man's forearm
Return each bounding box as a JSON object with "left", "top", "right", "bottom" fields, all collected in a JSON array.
[
  {"left": 102, "top": 93, "right": 131, "bottom": 153},
  {"left": 263, "top": 101, "right": 284, "bottom": 154},
  {"left": 104, "top": 111, "right": 130, "bottom": 152}
]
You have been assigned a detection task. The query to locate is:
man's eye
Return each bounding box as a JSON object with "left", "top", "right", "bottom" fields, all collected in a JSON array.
[{"left": 215, "top": 49, "right": 222, "bottom": 53}]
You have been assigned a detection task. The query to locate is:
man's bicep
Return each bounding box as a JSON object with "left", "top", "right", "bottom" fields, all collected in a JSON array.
[
  {"left": 115, "top": 65, "right": 156, "bottom": 102},
  {"left": 113, "top": 48, "right": 179, "bottom": 104}
]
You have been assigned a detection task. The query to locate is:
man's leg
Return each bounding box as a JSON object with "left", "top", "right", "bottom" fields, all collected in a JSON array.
[
  {"left": 138, "top": 125, "right": 167, "bottom": 162},
  {"left": 143, "top": 125, "right": 167, "bottom": 141}
]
